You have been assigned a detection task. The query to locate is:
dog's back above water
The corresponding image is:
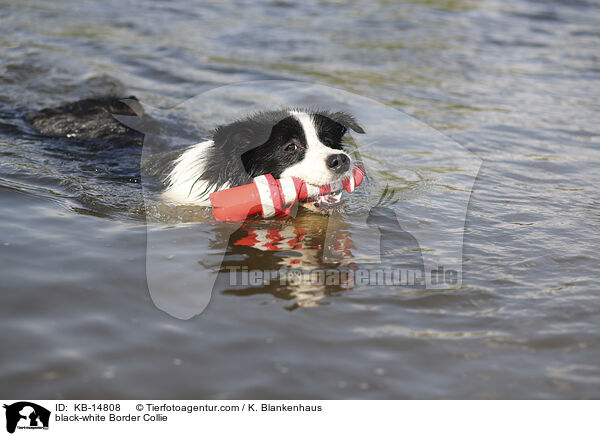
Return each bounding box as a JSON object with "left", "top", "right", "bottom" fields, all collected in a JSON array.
[{"left": 24, "top": 96, "right": 146, "bottom": 147}]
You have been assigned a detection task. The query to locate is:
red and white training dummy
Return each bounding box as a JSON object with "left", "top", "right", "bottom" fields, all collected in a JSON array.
[{"left": 210, "top": 165, "right": 365, "bottom": 221}]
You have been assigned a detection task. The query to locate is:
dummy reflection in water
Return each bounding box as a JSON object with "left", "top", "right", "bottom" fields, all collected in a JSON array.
[{"left": 219, "top": 194, "right": 426, "bottom": 310}]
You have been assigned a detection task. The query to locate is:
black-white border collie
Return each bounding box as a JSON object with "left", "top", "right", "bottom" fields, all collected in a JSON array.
[
  {"left": 162, "top": 108, "right": 365, "bottom": 209},
  {"left": 24, "top": 98, "right": 365, "bottom": 211}
]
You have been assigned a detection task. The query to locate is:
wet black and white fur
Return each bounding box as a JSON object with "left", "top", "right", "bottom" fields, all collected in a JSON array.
[{"left": 163, "top": 109, "right": 364, "bottom": 209}]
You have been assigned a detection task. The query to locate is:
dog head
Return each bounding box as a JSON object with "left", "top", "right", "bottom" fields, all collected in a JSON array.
[{"left": 213, "top": 108, "right": 364, "bottom": 208}]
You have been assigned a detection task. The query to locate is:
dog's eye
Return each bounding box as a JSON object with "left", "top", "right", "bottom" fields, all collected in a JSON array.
[{"left": 285, "top": 143, "right": 297, "bottom": 152}]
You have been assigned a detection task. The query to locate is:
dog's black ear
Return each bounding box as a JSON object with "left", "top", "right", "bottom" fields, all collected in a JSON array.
[
  {"left": 212, "top": 119, "right": 273, "bottom": 152},
  {"left": 328, "top": 112, "right": 365, "bottom": 134}
]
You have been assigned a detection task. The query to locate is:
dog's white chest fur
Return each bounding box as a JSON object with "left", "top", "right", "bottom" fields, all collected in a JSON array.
[{"left": 162, "top": 140, "right": 226, "bottom": 205}]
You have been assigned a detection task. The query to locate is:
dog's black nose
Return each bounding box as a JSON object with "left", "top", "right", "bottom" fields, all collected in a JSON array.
[{"left": 326, "top": 153, "right": 350, "bottom": 174}]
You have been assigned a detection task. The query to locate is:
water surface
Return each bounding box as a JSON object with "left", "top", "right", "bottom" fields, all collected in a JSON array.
[{"left": 1, "top": 0, "right": 599, "bottom": 399}]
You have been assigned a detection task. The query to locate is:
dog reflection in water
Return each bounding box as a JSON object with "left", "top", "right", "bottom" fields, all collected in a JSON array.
[
  {"left": 222, "top": 209, "right": 354, "bottom": 310},
  {"left": 221, "top": 188, "right": 424, "bottom": 309}
]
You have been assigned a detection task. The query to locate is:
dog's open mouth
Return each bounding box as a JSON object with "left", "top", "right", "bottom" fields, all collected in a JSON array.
[
  {"left": 312, "top": 190, "right": 344, "bottom": 208},
  {"left": 301, "top": 181, "right": 347, "bottom": 211}
]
